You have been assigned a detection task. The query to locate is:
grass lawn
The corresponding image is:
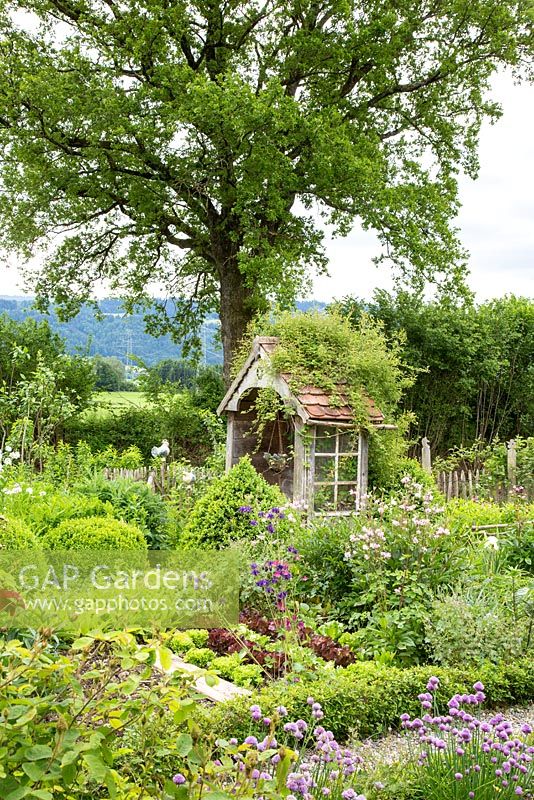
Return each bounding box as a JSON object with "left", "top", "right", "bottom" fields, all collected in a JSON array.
[{"left": 81, "top": 391, "right": 150, "bottom": 418}]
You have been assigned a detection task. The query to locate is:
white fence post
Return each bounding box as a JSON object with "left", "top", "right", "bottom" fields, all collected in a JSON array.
[{"left": 421, "top": 437, "right": 432, "bottom": 473}]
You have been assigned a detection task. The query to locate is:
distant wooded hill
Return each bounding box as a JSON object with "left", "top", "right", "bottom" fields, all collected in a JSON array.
[{"left": 0, "top": 297, "right": 325, "bottom": 366}]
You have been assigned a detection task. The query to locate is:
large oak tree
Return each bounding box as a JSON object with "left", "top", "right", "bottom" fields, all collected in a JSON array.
[{"left": 0, "top": 0, "right": 532, "bottom": 378}]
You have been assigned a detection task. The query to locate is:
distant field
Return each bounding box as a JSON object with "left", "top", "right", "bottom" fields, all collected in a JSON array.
[
  {"left": 96, "top": 391, "right": 148, "bottom": 408},
  {"left": 82, "top": 391, "right": 149, "bottom": 418}
]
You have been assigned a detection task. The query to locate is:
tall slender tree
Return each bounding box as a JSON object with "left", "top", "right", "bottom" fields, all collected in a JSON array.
[{"left": 0, "top": 0, "right": 532, "bottom": 379}]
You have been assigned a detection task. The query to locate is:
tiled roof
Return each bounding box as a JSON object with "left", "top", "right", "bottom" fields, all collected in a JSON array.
[
  {"left": 295, "top": 384, "right": 384, "bottom": 423},
  {"left": 255, "top": 338, "right": 385, "bottom": 424}
]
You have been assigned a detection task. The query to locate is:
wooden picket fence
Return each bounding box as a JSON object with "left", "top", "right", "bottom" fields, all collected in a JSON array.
[
  {"left": 421, "top": 437, "right": 528, "bottom": 501},
  {"left": 103, "top": 465, "right": 179, "bottom": 495},
  {"left": 435, "top": 468, "right": 482, "bottom": 500}
]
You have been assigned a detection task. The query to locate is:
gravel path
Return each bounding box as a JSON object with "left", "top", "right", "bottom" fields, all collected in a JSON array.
[{"left": 353, "top": 704, "right": 534, "bottom": 768}]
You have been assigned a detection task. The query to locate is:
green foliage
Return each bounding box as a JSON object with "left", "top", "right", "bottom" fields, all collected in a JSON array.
[
  {"left": 92, "top": 355, "right": 129, "bottom": 391},
  {"left": 41, "top": 515, "right": 148, "bottom": 550},
  {"left": 425, "top": 586, "right": 530, "bottom": 666},
  {"left": 237, "top": 310, "right": 411, "bottom": 424},
  {"left": 80, "top": 476, "right": 171, "bottom": 548},
  {"left": 190, "top": 365, "right": 225, "bottom": 415},
  {"left": 167, "top": 631, "right": 195, "bottom": 654},
  {"left": 340, "top": 292, "right": 534, "bottom": 453},
  {"left": 299, "top": 476, "right": 464, "bottom": 663},
  {"left": 8, "top": 490, "right": 115, "bottom": 538},
  {"left": 65, "top": 394, "right": 219, "bottom": 465},
  {"left": 0, "top": 316, "right": 94, "bottom": 463},
  {"left": 208, "top": 658, "right": 534, "bottom": 744},
  {"left": 232, "top": 663, "right": 264, "bottom": 688},
  {"left": 293, "top": 518, "right": 355, "bottom": 615},
  {"left": 181, "top": 457, "right": 286, "bottom": 548},
  {"left": 2, "top": 2, "right": 532, "bottom": 371},
  {"left": 186, "top": 629, "right": 209, "bottom": 648},
  {"left": 445, "top": 498, "right": 534, "bottom": 536},
  {"left": 0, "top": 514, "right": 38, "bottom": 549},
  {"left": 183, "top": 647, "right": 215, "bottom": 668},
  {"left": 0, "top": 633, "right": 198, "bottom": 799}
]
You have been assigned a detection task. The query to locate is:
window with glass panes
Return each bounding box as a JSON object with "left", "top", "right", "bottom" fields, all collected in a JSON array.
[{"left": 313, "top": 427, "right": 359, "bottom": 513}]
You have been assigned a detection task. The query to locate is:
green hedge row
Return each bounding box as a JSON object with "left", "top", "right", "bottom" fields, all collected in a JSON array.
[{"left": 205, "top": 658, "right": 534, "bottom": 742}]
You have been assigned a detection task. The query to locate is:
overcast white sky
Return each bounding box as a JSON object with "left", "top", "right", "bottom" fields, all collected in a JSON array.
[{"left": 1, "top": 73, "right": 532, "bottom": 303}]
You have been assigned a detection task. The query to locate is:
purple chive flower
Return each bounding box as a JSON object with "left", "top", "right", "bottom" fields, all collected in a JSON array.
[
  {"left": 473, "top": 681, "right": 485, "bottom": 692},
  {"left": 277, "top": 705, "right": 288, "bottom": 717},
  {"left": 427, "top": 676, "right": 440, "bottom": 691},
  {"left": 454, "top": 773, "right": 463, "bottom": 780},
  {"left": 173, "top": 774, "right": 186, "bottom": 785},
  {"left": 244, "top": 735, "right": 258, "bottom": 746}
]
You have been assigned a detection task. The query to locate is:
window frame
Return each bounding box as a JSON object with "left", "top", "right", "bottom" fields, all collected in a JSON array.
[{"left": 312, "top": 425, "right": 359, "bottom": 514}]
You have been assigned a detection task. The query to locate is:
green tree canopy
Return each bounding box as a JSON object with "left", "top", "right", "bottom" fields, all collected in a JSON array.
[
  {"left": 0, "top": 314, "right": 95, "bottom": 454},
  {"left": 92, "top": 355, "right": 128, "bottom": 391},
  {"left": 0, "top": 0, "right": 532, "bottom": 377},
  {"left": 339, "top": 292, "right": 534, "bottom": 453}
]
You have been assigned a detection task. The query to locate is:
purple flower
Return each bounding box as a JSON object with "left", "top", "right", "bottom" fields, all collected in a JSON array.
[
  {"left": 473, "top": 681, "right": 485, "bottom": 692},
  {"left": 239, "top": 505, "right": 253, "bottom": 513},
  {"left": 277, "top": 705, "right": 288, "bottom": 717},
  {"left": 244, "top": 735, "right": 258, "bottom": 746},
  {"left": 173, "top": 774, "right": 186, "bottom": 785},
  {"left": 427, "top": 676, "right": 440, "bottom": 691},
  {"left": 454, "top": 773, "right": 463, "bottom": 780}
]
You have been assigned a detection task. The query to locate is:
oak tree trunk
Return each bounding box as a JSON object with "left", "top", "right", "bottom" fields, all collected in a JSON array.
[{"left": 218, "top": 255, "right": 255, "bottom": 386}]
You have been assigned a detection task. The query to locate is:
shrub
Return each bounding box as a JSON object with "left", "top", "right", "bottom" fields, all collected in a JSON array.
[
  {"left": 80, "top": 476, "right": 171, "bottom": 548},
  {"left": 64, "top": 395, "right": 216, "bottom": 465},
  {"left": 181, "top": 457, "right": 286, "bottom": 548},
  {"left": 22, "top": 492, "right": 114, "bottom": 537},
  {"left": 41, "top": 516, "right": 148, "bottom": 550},
  {"left": 0, "top": 515, "right": 38, "bottom": 549},
  {"left": 445, "top": 498, "right": 534, "bottom": 537},
  {"left": 183, "top": 647, "right": 215, "bottom": 668},
  {"left": 0, "top": 633, "right": 199, "bottom": 799},
  {"left": 425, "top": 590, "right": 529, "bottom": 666},
  {"left": 206, "top": 658, "right": 534, "bottom": 743}
]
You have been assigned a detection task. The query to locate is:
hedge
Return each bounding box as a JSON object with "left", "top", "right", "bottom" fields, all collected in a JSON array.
[{"left": 205, "top": 658, "right": 534, "bottom": 742}]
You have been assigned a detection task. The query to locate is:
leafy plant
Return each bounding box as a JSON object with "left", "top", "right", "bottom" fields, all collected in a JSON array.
[
  {"left": 0, "top": 514, "right": 38, "bottom": 549},
  {"left": 0, "top": 632, "right": 198, "bottom": 799},
  {"left": 80, "top": 476, "right": 171, "bottom": 548},
  {"left": 181, "top": 457, "right": 286, "bottom": 548},
  {"left": 425, "top": 587, "right": 529, "bottom": 666},
  {"left": 183, "top": 647, "right": 215, "bottom": 668},
  {"left": 41, "top": 515, "right": 148, "bottom": 550}
]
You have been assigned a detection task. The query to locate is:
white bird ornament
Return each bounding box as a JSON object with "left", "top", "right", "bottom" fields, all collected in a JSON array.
[{"left": 151, "top": 439, "right": 170, "bottom": 458}]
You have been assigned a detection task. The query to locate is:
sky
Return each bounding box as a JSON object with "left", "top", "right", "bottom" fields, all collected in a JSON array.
[{"left": 1, "top": 74, "right": 533, "bottom": 304}]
